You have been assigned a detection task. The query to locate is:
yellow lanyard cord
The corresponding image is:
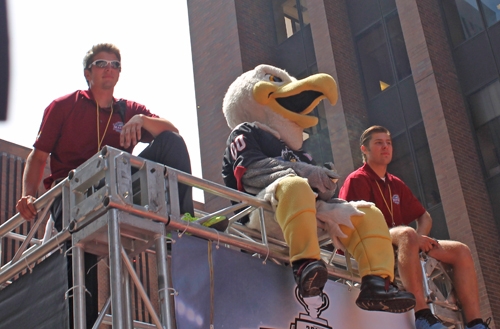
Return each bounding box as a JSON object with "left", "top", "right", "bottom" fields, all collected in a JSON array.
[
  {"left": 375, "top": 180, "right": 395, "bottom": 227},
  {"left": 96, "top": 101, "right": 114, "bottom": 152}
]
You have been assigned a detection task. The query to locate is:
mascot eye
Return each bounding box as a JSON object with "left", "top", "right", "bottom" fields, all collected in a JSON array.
[{"left": 265, "top": 74, "right": 283, "bottom": 83}]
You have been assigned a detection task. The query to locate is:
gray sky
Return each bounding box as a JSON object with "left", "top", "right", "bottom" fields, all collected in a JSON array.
[{"left": 0, "top": 0, "right": 204, "bottom": 201}]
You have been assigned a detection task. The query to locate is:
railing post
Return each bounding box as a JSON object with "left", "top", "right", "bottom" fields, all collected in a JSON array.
[
  {"left": 156, "top": 229, "right": 176, "bottom": 329},
  {"left": 108, "top": 209, "right": 125, "bottom": 328},
  {"left": 73, "top": 243, "right": 86, "bottom": 329},
  {"left": 123, "top": 263, "right": 134, "bottom": 329}
]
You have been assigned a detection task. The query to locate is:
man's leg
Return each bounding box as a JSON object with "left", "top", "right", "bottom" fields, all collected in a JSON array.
[
  {"left": 427, "top": 240, "right": 482, "bottom": 324},
  {"left": 390, "top": 226, "right": 428, "bottom": 310},
  {"left": 391, "top": 226, "right": 446, "bottom": 328},
  {"left": 138, "top": 131, "right": 194, "bottom": 216}
]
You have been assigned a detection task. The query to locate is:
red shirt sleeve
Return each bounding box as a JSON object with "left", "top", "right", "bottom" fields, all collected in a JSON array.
[
  {"left": 34, "top": 93, "right": 76, "bottom": 153},
  {"left": 339, "top": 172, "right": 373, "bottom": 202}
]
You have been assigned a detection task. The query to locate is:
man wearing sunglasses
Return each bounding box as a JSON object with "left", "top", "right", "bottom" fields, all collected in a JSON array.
[
  {"left": 15, "top": 43, "right": 194, "bottom": 327},
  {"left": 17, "top": 42, "right": 194, "bottom": 222}
]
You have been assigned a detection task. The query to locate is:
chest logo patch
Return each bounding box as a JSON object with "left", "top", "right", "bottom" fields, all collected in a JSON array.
[
  {"left": 113, "top": 122, "right": 123, "bottom": 133},
  {"left": 393, "top": 194, "right": 400, "bottom": 205}
]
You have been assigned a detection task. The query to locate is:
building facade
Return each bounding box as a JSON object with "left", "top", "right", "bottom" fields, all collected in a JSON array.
[{"left": 188, "top": 0, "right": 500, "bottom": 325}]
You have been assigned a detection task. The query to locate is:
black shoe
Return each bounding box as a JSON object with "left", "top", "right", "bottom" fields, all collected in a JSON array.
[
  {"left": 292, "top": 259, "right": 328, "bottom": 298},
  {"left": 356, "top": 275, "right": 416, "bottom": 313}
]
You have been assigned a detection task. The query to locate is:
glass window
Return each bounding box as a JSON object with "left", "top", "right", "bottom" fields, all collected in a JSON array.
[
  {"left": 356, "top": 23, "right": 395, "bottom": 99},
  {"left": 410, "top": 123, "right": 442, "bottom": 208},
  {"left": 299, "top": 0, "right": 310, "bottom": 26},
  {"left": 399, "top": 77, "right": 423, "bottom": 126},
  {"left": 476, "top": 119, "right": 500, "bottom": 176},
  {"left": 479, "top": 0, "right": 500, "bottom": 26},
  {"left": 386, "top": 12, "right": 412, "bottom": 80},
  {"left": 273, "top": 0, "right": 308, "bottom": 44},
  {"left": 303, "top": 99, "right": 334, "bottom": 165},
  {"left": 380, "top": 0, "right": 397, "bottom": 15},
  {"left": 346, "top": 0, "right": 381, "bottom": 35},
  {"left": 468, "top": 80, "right": 500, "bottom": 177},
  {"left": 442, "top": 0, "right": 485, "bottom": 47}
]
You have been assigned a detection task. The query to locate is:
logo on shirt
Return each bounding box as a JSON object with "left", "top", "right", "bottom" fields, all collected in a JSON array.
[
  {"left": 113, "top": 122, "right": 123, "bottom": 133},
  {"left": 393, "top": 194, "right": 400, "bottom": 205}
]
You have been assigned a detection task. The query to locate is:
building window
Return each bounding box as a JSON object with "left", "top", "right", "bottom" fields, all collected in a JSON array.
[
  {"left": 386, "top": 11, "right": 412, "bottom": 80},
  {"left": 356, "top": 23, "right": 395, "bottom": 99},
  {"left": 303, "top": 101, "right": 334, "bottom": 166},
  {"left": 479, "top": 0, "right": 500, "bottom": 26},
  {"left": 468, "top": 80, "right": 500, "bottom": 177},
  {"left": 442, "top": 0, "right": 484, "bottom": 47},
  {"left": 272, "top": 0, "right": 310, "bottom": 44}
]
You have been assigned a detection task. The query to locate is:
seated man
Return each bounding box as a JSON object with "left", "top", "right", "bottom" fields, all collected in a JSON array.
[
  {"left": 339, "top": 125, "right": 489, "bottom": 329},
  {"left": 16, "top": 43, "right": 193, "bottom": 225},
  {"left": 16, "top": 43, "right": 193, "bottom": 328}
]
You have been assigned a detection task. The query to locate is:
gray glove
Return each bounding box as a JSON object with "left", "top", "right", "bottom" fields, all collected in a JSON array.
[{"left": 289, "top": 161, "right": 339, "bottom": 194}]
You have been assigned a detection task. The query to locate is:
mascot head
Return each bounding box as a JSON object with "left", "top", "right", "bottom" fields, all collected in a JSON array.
[{"left": 222, "top": 64, "right": 338, "bottom": 150}]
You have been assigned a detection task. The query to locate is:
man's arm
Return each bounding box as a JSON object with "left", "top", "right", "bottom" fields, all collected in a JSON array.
[
  {"left": 415, "top": 211, "right": 440, "bottom": 252},
  {"left": 16, "top": 148, "right": 49, "bottom": 220},
  {"left": 120, "top": 114, "right": 178, "bottom": 148}
]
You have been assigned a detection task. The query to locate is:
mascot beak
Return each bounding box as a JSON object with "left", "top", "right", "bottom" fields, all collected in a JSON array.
[{"left": 253, "top": 73, "right": 338, "bottom": 129}]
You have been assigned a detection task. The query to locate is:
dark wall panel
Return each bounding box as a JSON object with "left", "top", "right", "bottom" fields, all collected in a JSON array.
[{"left": 454, "top": 32, "right": 497, "bottom": 94}]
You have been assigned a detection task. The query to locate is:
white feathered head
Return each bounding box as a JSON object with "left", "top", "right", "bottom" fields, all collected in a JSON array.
[{"left": 222, "top": 64, "right": 337, "bottom": 149}]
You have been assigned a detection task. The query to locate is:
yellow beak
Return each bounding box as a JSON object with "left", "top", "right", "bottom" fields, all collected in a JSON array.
[{"left": 253, "top": 73, "right": 338, "bottom": 128}]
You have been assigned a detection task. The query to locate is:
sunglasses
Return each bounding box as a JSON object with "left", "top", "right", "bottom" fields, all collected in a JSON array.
[{"left": 88, "top": 59, "right": 121, "bottom": 69}]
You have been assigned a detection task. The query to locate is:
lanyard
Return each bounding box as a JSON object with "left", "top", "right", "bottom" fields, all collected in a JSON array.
[
  {"left": 375, "top": 180, "right": 395, "bottom": 227},
  {"left": 97, "top": 102, "right": 114, "bottom": 152}
]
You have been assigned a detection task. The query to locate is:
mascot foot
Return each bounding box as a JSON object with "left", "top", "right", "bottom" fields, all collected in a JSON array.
[
  {"left": 356, "top": 275, "right": 416, "bottom": 313},
  {"left": 292, "top": 259, "right": 328, "bottom": 298}
]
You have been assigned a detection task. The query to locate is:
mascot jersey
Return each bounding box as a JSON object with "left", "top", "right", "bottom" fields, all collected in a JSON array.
[{"left": 223, "top": 122, "right": 314, "bottom": 194}]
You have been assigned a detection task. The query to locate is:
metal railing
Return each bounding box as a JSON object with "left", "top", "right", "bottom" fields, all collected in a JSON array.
[{"left": 0, "top": 146, "right": 464, "bottom": 328}]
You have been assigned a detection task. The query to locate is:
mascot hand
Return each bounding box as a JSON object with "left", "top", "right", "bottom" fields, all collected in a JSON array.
[
  {"left": 348, "top": 200, "right": 374, "bottom": 208},
  {"left": 316, "top": 200, "right": 364, "bottom": 239},
  {"left": 290, "top": 162, "right": 339, "bottom": 193}
]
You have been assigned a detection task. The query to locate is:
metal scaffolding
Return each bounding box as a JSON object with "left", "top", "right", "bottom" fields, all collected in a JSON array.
[{"left": 0, "top": 146, "right": 465, "bottom": 328}]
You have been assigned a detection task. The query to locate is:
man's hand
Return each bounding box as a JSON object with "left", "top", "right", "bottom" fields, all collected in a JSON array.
[
  {"left": 120, "top": 114, "right": 144, "bottom": 148},
  {"left": 418, "top": 234, "right": 440, "bottom": 253},
  {"left": 16, "top": 195, "right": 38, "bottom": 221}
]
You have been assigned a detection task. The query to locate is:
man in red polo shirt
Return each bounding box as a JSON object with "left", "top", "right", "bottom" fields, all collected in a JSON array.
[
  {"left": 16, "top": 43, "right": 193, "bottom": 224},
  {"left": 339, "top": 126, "right": 488, "bottom": 329},
  {"left": 15, "top": 43, "right": 193, "bottom": 328}
]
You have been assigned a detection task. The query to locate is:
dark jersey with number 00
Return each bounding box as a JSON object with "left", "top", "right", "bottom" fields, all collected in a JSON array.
[{"left": 222, "top": 122, "right": 315, "bottom": 195}]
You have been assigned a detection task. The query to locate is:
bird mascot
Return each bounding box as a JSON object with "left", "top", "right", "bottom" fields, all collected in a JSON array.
[{"left": 221, "top": 65, "right": 415, "bottom": 313}]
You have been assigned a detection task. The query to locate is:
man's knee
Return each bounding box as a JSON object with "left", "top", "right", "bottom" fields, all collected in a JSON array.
[
  {"left": 391, "top": 226, "right": 419, "bottom": 248},
  {"left": 154, "top": 130, "right": 186, "bottom": 148}
]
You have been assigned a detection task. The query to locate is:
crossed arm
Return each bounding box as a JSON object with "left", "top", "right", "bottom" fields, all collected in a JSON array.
[{"left": 17, "top": 115, "right": 178, "bottom": 220}]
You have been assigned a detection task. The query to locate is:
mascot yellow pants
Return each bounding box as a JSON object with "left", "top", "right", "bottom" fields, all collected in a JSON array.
[{"left": 275, "top": 176, "right": 395, "bottom": 281}]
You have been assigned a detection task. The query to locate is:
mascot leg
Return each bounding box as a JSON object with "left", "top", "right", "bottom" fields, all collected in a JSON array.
[
  {"left": 339, "top": 206, "right": 416, "bottom": 313},
  {"left": 275, "top": 176, "right": 327, "bottom": 298}
]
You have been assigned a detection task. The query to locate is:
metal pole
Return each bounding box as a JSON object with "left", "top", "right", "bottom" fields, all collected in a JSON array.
[
  {"left": 123, "top": 263, "right": 133, "bottom": 329},
  {"left": 73, "top": 244, "right": 86, "bottom": 329},
  {"left": 0, "top": 230, "right": 71, "bottom": 285},
  {"left": 121, "top": 246, "right": 163, "bottom": 329},
  {"left": 155, "top": 232, "right": 176, "bottom": 329},
  {"left": 92, "top": 297, "right": 111, "bottom": 329},
  {"left": 0, "top": 180, "right": 64, "bottom": 239},
  {"left": 108, "top": 209, "right": 125, "bottom": 329}
]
